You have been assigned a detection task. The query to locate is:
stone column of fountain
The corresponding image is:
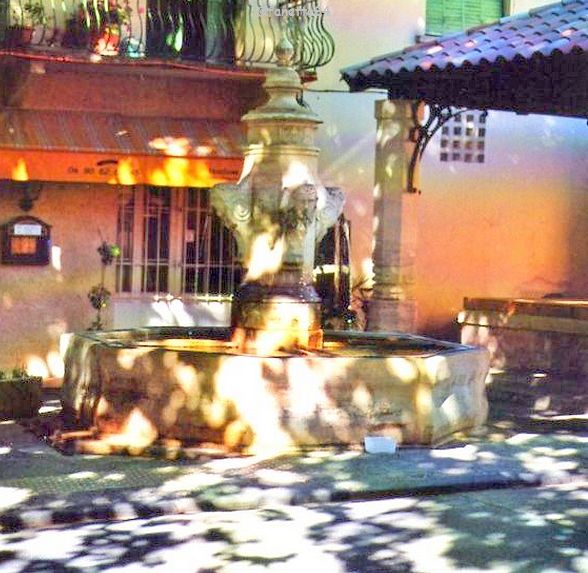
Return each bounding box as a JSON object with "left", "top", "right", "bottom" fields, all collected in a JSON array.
[{"left": 211, "top": 38, "right": 344, "bottom": 354}]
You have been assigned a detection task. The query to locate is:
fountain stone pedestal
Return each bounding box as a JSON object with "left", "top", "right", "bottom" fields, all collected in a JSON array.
[{"left": 61, "top": 41, "right": 490, "bottom": 455}]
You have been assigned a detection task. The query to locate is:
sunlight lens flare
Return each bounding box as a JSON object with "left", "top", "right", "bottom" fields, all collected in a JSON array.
[{"left": 245, "top": 233, "right": 285, "bottom": 281}]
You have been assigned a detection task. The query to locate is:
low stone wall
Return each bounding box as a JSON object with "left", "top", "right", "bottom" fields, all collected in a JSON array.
[{"left": 459, "top": 298, "right": 588, "bottom": 375}]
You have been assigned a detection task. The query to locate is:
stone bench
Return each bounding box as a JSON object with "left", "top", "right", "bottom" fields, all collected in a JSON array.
[{"left": 459, "top": 297, "right": 588, "bottom": 376}]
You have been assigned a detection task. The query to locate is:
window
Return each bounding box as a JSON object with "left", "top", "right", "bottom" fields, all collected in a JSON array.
[
  {"left": 439, "top": 110, "right": 488, "bottom": 163},
  {"left": 116, "top": 187, "right": 242, "bottom": 298},
  {"left": 426, "top": 0, "right": 503, "bottom": 35},
  {"left": 314, "top": 215, "right": 352, "bottom": 322},
  {"left": 116, "top": 187, "right": 352, "bottom": 308}
]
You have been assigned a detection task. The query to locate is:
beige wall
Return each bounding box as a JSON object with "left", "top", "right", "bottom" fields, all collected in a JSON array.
[
  {"left": 418, "top": 113, "right": 588, "bottom": 338},
  {"left": 0, "top": 184, "right": 118, "bottom": 373},
  {"left": 310, "top": 0, "right": 588, "bottom": 338},
  {"left": 508, "top": 0, "right": 553, "bottom": 15},
  {"left": 313, "top": 0, "right": 427, "bottom": 92}
]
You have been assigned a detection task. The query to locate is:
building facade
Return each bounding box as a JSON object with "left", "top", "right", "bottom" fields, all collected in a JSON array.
[
  {"left": 0, "top": 0, "right": 336, "bottom": 377},
  {"left": 1, "top": 0, "right": 586, "bottom": 379}
]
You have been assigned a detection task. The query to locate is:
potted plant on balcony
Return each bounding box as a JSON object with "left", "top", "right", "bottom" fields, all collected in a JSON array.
[
  {"left": 0, "top": 367, "right": 42, "bottom": 420},
  {"left": 62, "top": 1, "right": 131, "bottom": 55},
  {"left": 6, "top": 2, "right": 47, "bottom": 47},
  {"left": 90, "top": 1, "right": 132, "bottom": 56}
]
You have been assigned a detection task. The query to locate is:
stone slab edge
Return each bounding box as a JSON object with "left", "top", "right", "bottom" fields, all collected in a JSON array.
[
  {"left": 2, "top": 471, "right": 585, "bottom": 533},
  {"left": 459, "top": 310, "right": 588, "bottom": 335}
]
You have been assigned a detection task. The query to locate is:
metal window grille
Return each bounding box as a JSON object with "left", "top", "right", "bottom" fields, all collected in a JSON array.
[
  {"left": 181, "top": 188, "right": 242, "bottom": 297},
  {"left": 115, "top": 187, "right": 134, "bottom": 293},
  {"left": 439, "top": 111, "right": 487, "bottom": 163},
  {"left": 115, "top": 186, "right": 242, "bottom": 298},
  {"left": 142, "top": 187, "right": 171, "bottom": 293},
  {"left": 314, "top": 214, "right": 352, "bottom": 315}
]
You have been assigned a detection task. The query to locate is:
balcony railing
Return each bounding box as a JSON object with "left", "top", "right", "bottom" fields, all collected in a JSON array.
[{"left": 0, "top": 0, "right": 334, "bottom": 71}]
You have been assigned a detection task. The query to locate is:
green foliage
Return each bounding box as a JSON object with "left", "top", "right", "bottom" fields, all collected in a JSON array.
[
  {"left": 97, "top": 241, "right": 121, "bottom": 266},
  {"left": 88, "top": 284, "right": 111, "bottom": 310},
  {"left": 0, "top": 366, "right": 31, "bottom": 381},
  {"left": 22, "top": 2, "right": 47, "bottom": 26}
]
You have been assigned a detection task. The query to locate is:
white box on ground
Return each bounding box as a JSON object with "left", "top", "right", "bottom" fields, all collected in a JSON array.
[{"left": 364, "top": 436, "right": 397, "bottom": 454}]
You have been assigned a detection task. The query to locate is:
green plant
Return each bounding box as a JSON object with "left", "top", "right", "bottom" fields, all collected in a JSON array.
[
  {"left": 76, "top": 1, "right": 131, "bottom": 28},
  {"left": 22, "top": 2, "right": 47, "bottom": 26},
  {"left": 88, "top": 284, "right": 111, "bottom": 310},
  {"left": 107, "top": 1, "right": 132, "bottom": 26},
  {"left": 97, "top": 241, "right": 121, "bottom": 266},
  {"left": 88, "top": 240, "right": 120, "bottom": 330},
  {"left": 11, "top": 366, "right": 28, "bottom": 378},
  {"left": 0, "top": 370, "right": 42, "bottom": 420},
  {"left": 63, "top": 1, "right": 131, "bottom": 50},
  {"left": 0, "top": 366, "right": 31, "bottom": 380}
]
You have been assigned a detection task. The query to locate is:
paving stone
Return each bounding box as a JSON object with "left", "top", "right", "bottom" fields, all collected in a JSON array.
[{"left": 0, "top": 383, "right": 585, "bottom": 532}]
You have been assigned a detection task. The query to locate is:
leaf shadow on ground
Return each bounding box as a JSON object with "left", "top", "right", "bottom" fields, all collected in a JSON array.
[{"left": 0, "top": 484, "right": 586, "bottom": 572}]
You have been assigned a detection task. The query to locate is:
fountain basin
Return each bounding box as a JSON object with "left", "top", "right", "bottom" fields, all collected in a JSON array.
[{"left": 62, "top": 327, "right": 489, "bottom": 453}]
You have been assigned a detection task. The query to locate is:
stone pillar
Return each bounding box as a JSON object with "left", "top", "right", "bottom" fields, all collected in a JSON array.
[{"left": 367, "top": 99, "right": 419, "bottom": 333}]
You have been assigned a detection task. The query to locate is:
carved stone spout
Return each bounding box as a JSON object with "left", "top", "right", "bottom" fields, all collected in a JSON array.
[{"left": 211, "top": 38, "right": 345, "bottom": 353}]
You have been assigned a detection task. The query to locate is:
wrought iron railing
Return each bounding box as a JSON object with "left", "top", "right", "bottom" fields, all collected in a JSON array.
[{"left": 0, "top": 0, "right": 334, "bottom": 71}]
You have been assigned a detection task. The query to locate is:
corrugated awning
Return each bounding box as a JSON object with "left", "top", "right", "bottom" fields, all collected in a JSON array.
[
  {"left": 341, "top": 0, "right": 588, "bottom": 118},
  {"left": 0, "top": 109, "right": 245, "bottom": 186}
]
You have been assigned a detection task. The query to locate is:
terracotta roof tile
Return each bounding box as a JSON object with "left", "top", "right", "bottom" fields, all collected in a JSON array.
[{"left": 342, "top": 0, "right": 587, "bottom": 84}]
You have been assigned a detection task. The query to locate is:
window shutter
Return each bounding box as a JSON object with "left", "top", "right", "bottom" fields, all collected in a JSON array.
[
  {"left": 444, "top": 0, "right": 468, "bottom": 32},
  {"left": 479, "top": 0, "right": 502, "bottom": 24},
  {"left": 426, "top": 0, "right": 446, "bottom": 35},
  {"left": 426, "top": 0, "right": 502, "bottom": 35}
]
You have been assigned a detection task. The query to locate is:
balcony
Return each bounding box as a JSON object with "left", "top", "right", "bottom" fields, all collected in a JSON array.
[{"left": 0, "top": 0, "right": 334, "bottom": 73}]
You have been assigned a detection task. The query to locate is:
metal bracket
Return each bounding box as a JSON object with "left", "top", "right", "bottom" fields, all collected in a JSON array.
[
  {"left": 4, "top": 181, "right": 43, "bottom": 212},
  {"left": 16, "top": 181, "right": 43, "bottom": 212},
  {"left": 407, "top": 102, "right": 486, "bottom": 194}
]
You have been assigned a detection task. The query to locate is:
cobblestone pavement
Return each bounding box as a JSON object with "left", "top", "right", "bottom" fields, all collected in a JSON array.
[
  {"left": 0, "top": 483, "right": 586, "bottom": 572},
  {"left": 0, "top": 370, "right": 585, "bottom": 571}
]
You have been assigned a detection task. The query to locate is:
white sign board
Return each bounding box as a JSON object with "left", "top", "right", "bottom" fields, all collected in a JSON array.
[{"left": 14, "top": 224, "right": 43, "bottom": 236}]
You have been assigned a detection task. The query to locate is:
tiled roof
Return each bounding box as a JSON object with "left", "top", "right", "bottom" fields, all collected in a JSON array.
[{"left": 342, "top": 0, "right": 588, "bottom": 89}]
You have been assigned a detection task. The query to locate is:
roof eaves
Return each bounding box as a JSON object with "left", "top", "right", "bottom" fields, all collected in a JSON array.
[
  {"left": 339, "top": 35, "right": 450, "bottom": 77},
  {"left": 340, "top": 49, "right": 403, "bottom": 77}
]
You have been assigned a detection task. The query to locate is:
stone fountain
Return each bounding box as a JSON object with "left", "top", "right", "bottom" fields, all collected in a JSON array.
[{"left": 62, "top": 41, "right": 490, "bottom": 454}]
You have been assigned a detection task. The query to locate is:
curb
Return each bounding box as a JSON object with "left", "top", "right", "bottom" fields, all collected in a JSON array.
[{"left": 3, "top": 471, "right": 583, "bottom": 533}]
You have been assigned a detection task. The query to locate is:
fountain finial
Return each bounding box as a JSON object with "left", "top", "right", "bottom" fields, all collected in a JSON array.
[{"left": 276, "top": 36, "right": 295, "bottom": 67}]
